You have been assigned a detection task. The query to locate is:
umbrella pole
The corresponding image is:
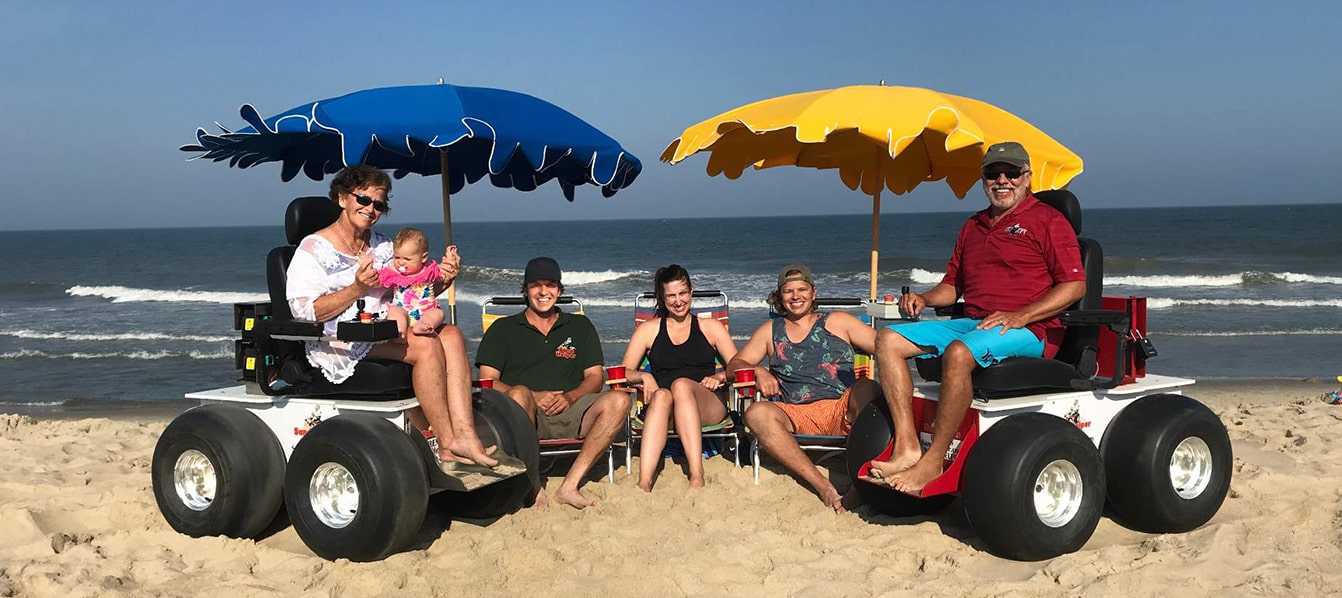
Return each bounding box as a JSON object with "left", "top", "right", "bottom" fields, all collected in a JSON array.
[
  {"left": 441, "top": 150, "right": 457, "bottom": 325},
  {"left": 869, "top": 189, "right": 881, "bottom": 302}
]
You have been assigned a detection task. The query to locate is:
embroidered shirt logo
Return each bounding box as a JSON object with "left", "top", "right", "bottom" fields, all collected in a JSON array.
[
  {"left": 1004, "top": 223, "right": 1029, "bottom": 236},
  {"left": 554, "top": 337, "right": 577, "bottom": 359}
]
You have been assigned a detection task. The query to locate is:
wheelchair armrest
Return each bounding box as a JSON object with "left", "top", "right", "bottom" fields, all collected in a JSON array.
[
  {"left": 257, "top": 318, "right": 324, "bottom": 339},
  {"left": 336, "top": 320, "right": 400, "bottom": 342},
  {"left": 934, "top": 303, "right": 966, "bottom": 318},
  {"left": 1059, "top": 309, "right": 1130, "bottom": 331},
  {"left": 257, "top": 318, "right": 400, "bottom": 343}
]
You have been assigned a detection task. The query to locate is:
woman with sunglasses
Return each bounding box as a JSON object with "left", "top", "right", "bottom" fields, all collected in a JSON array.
[{"left": 285, "top": 165, "right": 501, "bottom": 471}]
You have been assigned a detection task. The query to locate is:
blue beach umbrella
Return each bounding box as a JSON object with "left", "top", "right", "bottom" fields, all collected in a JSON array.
[{"left": 181, "top": 82, "right": 643, "bottom": 319}]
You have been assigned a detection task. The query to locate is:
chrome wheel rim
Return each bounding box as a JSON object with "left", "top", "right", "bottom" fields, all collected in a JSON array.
[
  {"left": 1034, "top": 459, "right": 1084, "bottom": 528},
  {"left": 173, "top": 450, "right": 217, "bottom": 511},
  {"left": 1170, "top": 437, "right": 1213, "bottom": 500},
  {"left": 309, "top": 462, "right": 359, "bottom": 529}
]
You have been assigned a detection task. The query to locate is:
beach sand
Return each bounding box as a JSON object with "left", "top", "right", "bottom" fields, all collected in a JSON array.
[{"left": 2, "top": 378, "right": 1341, "bottom": 597}]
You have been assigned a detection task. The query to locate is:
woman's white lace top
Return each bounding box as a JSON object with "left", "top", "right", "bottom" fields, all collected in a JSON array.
[{"left": 285, "top": 231, "right": 393, "bottom": 383}]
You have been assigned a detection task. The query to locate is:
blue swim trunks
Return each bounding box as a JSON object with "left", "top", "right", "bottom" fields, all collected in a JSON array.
[{"left": 885, "top": 318, "right": 1044, "bottom": 368}]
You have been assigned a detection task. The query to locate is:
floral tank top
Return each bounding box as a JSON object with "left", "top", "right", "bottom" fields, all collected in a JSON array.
[{"left": 769, "top": 313, "right": 855, "bottom": 404}]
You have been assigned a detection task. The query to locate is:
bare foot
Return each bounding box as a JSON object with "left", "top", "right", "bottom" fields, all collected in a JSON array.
[
  {"left": 888, "top": 458, "right": 943, "bottom": 496},
  {"left": 531, "top": 487, "right": 549, "bottom": 509},
  {"left": 820, "top": 486, "right": 847, "bottom": 514},
  {"left": 688, "top": 476, "right": 705, "bottom": 490},
  {"left": 554, "top": 485, "right": 597, "bottom": 510},
  {"left": 867, "top": 447, "right": 921, "bottom": 481},
  {"left": 444, "top": 433, "right": 500, "bottom": 468},
  {"left": 637, "top": 480, "right": 653, "bottom": 493}
]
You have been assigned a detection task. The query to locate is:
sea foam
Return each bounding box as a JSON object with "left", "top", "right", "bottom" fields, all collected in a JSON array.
[{"left": 67, "top": 285, "right": 267, "bottom": 305}]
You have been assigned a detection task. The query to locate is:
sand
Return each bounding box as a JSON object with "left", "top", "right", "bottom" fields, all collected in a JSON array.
[{"left": 2, "top": 378, "right": 1341, "bottom": 597}]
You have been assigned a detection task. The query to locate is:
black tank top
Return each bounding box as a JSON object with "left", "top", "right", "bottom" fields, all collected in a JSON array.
[{"left": 648, "top": 316, "right": 718, "bottom": 388}]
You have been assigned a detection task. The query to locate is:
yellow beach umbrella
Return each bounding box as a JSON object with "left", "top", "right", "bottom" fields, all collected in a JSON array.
[{"left": 661, "top": 84, "right": 1084, "bottom": 300}]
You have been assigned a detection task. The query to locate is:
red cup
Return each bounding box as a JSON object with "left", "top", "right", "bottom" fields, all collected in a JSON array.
[
  {"left": 606, "top": 365, "right": 627, "bottom": 388},
  {"left": 734, "top": 368, "right": 756, "bottom": 398},
  {"left": 476, "top": 378, "right": 494, "bottom": 389},
  {"left": 883, "top": 294, "right": 895, "bottom": 304}
]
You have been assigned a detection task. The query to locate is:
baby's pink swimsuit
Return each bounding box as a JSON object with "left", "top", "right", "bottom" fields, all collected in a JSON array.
[{"left": 378, "top": 262, "right": 442, "bottom": 322}]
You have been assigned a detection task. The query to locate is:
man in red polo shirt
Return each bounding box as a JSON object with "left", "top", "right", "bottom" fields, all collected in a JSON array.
[{"left": 866, "top": 141, "right": 1087, "bottom": 495}]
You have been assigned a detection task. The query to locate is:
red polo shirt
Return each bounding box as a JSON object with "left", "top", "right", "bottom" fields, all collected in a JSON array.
[{"left": 941, "top": 194, "right": 1085, "bottom": 357}]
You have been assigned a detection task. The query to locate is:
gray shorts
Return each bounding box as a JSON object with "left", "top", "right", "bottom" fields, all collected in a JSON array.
[{"left": 537, "top": 392, "right": 602, "bottom": 440}]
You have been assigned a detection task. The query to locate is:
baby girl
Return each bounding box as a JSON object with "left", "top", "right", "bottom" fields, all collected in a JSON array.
[{"left": 378, "top": 227, "right": 446, "bottom": 336}]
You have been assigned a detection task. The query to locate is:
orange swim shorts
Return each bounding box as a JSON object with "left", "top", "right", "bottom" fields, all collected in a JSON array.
[{"left": 772, "top": 388, "right": 853, "bottom": 436}]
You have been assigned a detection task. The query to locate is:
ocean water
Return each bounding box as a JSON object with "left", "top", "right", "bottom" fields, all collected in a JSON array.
[{"left": 2, "top": 203, "right": 1339, "bottom": 408}]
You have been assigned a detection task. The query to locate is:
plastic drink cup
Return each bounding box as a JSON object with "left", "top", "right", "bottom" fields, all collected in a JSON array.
[
  {"left": 883, "top": 294, "right": 895, "bottom": 304},
  {"left": 734, "top": 368, "right": 756, "bottom": 398},
  {"left": 477, "top": 378, "right": 494, "bottom": 389},
  {"left": 606, "top": 365, "right": 627, "bottom": 388}
]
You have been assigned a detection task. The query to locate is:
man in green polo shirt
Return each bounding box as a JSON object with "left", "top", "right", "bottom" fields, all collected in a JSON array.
[{"left": 476, "top": 256, "right": 630, "bottom": 510}]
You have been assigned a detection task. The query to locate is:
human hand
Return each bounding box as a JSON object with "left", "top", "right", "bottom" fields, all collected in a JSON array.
[
  {"left": 701, "top": 374, "right": 725, "bottom": 391},
  {"left": 632, "top": 372, "right": 657, "bottom": 393},
  {"left": 354, "top": 250, "right": 379, "bottom": 291},
  {"left": 537, "top": 390, "right": 571, "bottom": 416},
  {"left": 977, "top": 310, "right": 1030, "bottom": 333},
  {"left": 439, "top": 245, "right": 460, "bottom": 282},
  {"left": 755, "top": 367, "right": 781, "bottom": 398},
  {"left": 899, "top": 292, "right": 927, "bottom": 319}
]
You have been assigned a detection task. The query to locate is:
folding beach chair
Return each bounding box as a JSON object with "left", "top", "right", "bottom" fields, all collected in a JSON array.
[
  {"left": 481, "top": 296, "right": 618, "bottom": 482},
  {"left": 625, "top": 290, "right": 744, "bottom": 468},
  {"left": 736, "top": 297, "right": 874, "bottom": 484}
]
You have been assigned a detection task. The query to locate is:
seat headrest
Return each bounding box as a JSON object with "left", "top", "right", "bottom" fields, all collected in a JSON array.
[
  {"left": 1034, "top": 189, "right": 1082, "bottom": 235},
  {"left": 285, "top": 196, "right": 342, "bottom": 245}
]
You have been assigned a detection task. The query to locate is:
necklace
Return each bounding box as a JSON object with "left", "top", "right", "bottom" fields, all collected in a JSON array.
[{"left": 331, "top": 231, "right": 366, "bottom": 256}]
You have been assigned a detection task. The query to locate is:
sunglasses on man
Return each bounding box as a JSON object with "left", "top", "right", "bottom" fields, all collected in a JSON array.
[
  {"left": 982, "top": 168, "right": 1030, "bottom": 181},
  {"left": 351, "top": 193, "right": 390, "bottom": 213}
]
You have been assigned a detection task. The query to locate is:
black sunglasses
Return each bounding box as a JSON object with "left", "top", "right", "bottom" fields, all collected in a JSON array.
[
  {"left": 982, "top": 168, "right": 1029, "bottom": 181},
  {"left": 351, "top": 193, "right": 390, "bottom": 213}
]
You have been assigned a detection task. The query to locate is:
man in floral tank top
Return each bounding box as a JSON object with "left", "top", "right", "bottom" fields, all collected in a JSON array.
[{"left": 726, "top": 264, "right": 881, "bottom": 512}]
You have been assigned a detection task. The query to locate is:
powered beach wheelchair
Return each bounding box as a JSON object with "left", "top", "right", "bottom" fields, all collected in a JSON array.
[
  {"left": 846, "top": 189, "right": 1233, "bottom": 561},
  {"left": 150, "top": 196, "right": 539, "bottom": 562}
]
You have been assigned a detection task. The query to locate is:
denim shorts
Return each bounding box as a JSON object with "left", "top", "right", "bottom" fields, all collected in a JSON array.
[{"left": 885, "top": 318, "right": 1044, "bottom": 368}]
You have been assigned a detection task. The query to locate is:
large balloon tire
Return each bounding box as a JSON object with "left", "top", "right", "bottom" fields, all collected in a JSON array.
[
  {"left": 1101, "top": 393, "right": 1232, "bottom": 533},
  {"left": 845, "top": 400, "right": 954, "bottom": 517},
  {"left": 284, "top": 413, "right": 428, "bottom": 562},
  {"left": 151, "top": 404, "right": 284, "bottom": 539},
  {"left": 962, "top": 412, "right": 1106, "bottom": 561},
  {"left": 435, "top": 388, "right": 541, "bottom": 520}
]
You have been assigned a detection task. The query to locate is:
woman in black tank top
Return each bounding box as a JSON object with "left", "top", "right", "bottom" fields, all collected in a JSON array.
[{"left": 618, "top": 265, "right": 738, "bottom": 492}]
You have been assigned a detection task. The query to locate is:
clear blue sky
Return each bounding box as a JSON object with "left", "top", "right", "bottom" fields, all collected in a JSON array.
[{"left": 2, "top": 0, "right": 1338, "bottom": 231}]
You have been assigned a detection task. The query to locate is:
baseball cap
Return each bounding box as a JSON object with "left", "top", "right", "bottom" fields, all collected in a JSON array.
[
  {"left": 982, "top": 141, "right": 1031, "bottom": 169},
  {"left": 524, "top": 257, "right": 562, "bottom": 284},
  {"left": 777, "top": 264, "right": 814, "bottom": 289}
]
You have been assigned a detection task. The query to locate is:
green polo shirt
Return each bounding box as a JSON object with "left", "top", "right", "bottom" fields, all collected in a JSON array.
[{"left": 475, "top": 309, "right": 604, "bottom": 392}]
